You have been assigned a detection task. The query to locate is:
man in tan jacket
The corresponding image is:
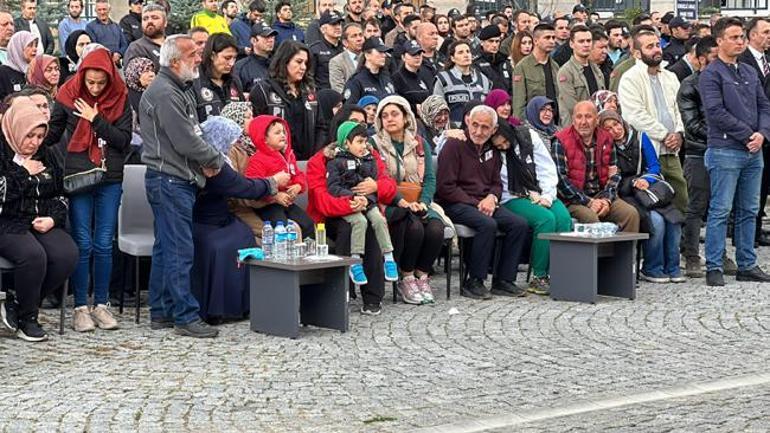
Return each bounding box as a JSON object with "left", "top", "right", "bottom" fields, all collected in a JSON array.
[
  {"left": 557, "top": 25, "right": 605, "bottom": 125},
  {"left": 329, "top": 22, "right": 363, "bottom": 93}
]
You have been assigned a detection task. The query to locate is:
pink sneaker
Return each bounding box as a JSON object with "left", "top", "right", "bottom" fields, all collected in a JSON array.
[
  {"left": 416, "top": 276, "right": 435, "bottom": 304},
  {"left": 398, "top": 277, "right": 424, "bottom": 304}
]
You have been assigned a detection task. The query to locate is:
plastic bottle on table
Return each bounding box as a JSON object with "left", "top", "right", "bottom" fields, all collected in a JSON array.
[
  {"left": 274, "top": 221, "right": 287, "bottom": 261},
  {"left": 262, "top": 221, "right": 273, "bottom": 259},
  {"left": 315, "top": 223, "right": 327, "bottom": 256},
  {"left": 286, "top": 221, "right": 298, "bottom": 259}
]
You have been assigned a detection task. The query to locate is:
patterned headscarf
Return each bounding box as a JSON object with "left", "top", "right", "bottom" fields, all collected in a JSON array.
[
  {"left": 124, "top": 57, "right": 155, "bottom": 92},
  {"left": 592, "top": 90, "right": 619, "bottom": 113},
  {"left": 220, "top": 101, "right": 255, "bottom": 155},
  {"left": 201, "top": 116, "right": 241, "bottom": 167},
  {"left": 418, "top": 95, "right": 450, "bottom": 133}
]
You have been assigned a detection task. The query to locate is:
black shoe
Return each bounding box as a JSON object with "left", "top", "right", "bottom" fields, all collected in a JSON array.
[
  {"left": 174, "top": 319, "right": 219, "bottom": 338},
  {"left": 757, "top": 234, "right": 770, "bottom": 247},
  {"left": 40, "top": 293, "right": 62, "bottom": 309},
  {"left": 462, "top": 278, "right": 492, "bottom": 300},
  {"left": 736, "top": 266, "right": 770, "bottom": 282},
  {"left": 491, "top": 280, "right": 528, "bottom": 297},
  {"left": 150, "top": 317, "right": 174, "bottom": 330},
  {"left": 706, "top": 270, "right": 725, "bottom": 287},
  {"left": 16, "top": 318, "right": 48, "bottom": 342},
  {"left": 360, "top": 303, "right": 382, "bottom": 316},
  {"left": 1, "top": 294, "right": 18, "bottom": 332}
]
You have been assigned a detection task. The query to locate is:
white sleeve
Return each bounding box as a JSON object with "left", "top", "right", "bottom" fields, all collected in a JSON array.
[{"left": 530, "top": 129, "right": 558, "bottom": 202}]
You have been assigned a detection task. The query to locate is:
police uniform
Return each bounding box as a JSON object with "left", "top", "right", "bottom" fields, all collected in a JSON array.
[
  {"left": 309, "top": 11, "right": 345, "bottom": 90},
  {"left": 233, "top": 22, "right": 277, "bottom": 93},
  {"left": 343, "top": 38, "right": 395, "bottom": 103},
  {"left": 475, "top": 51, "right": 513, "bottom": 93},
  {"left": 192, "top": 72, "right": 245, "bottom": 122},
  {"left": 434, "top": 66, "right": 492, "bottom": 127},
  {"left": 392, "top": 41, "right": 435, "bottom": 114}
]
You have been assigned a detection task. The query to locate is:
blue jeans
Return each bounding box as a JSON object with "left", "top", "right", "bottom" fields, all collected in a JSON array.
[
  {"left": 704, "top": 147, "right": 763, "bottom": 272},
  {"left": 69, "top": 182, "right": 123, "bottom": 307},
  {"left": 145, "top": 170, "right": 201, "bottom": 325},
  {"left": 642, "top": 211, "right": 682, "bottom": 277}
]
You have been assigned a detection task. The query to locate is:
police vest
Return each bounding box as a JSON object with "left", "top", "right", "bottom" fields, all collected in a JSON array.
[{"left": 436, "top": 68, "right": 491, "bottom": 126}]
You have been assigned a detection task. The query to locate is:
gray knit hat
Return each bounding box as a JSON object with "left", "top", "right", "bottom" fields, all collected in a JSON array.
[{"left": 201, "top": 116, "right": 242, "bottom": 155}]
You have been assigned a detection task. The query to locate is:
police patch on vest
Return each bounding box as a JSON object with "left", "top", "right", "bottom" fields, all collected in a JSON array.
[
  {"left": 200, "top": 87, "right": 214, "bottom": 101},
  {"left": 446, "top": 94, "right": 470, "bottom": 104},
  {"left": 270, "top": 92, "right": 282, "bottom": 104}
]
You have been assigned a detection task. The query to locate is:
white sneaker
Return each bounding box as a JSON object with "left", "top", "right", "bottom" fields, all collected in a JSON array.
[
  {"left": 91, "top": 304, "right": 119, "bottom": 330},
  {"left": 73, "top": 306, "right": 95, "bottom": 332}
]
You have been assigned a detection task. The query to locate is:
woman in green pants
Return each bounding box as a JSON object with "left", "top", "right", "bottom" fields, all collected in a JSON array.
[{"left": 491, "top": 121, "right": 572, "bottom": 295}]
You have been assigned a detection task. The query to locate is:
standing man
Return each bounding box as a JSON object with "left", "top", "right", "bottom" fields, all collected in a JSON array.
[
  {"left": 662, "top": 16, "right": 691, "bottom": 65},
  {"left": 619, "top": 27, "right": 688, "bottom": 214},
  {"left": 120, "top": 0, "right": 144, "bottom": 44},
  {"left": 666, "top": 37, "right": 701, "bottom": 82},
  {"left": 0, "top": 11, "right": 15, "bottom": 64},
  {"left": 384, "top": 2, "right": 414, "bottom": 47},
  {"left": 329, "top": 22, "right": 364, "bottom": 93},
  {"left": 438, "top": 14, "right": 471, "bottom": 59},
  {"left": 234, "top": 22, "right": 276, "bottom": 93},
  {"left": 738, "top": 17, "right": 770, "bottom": 246},
  {"left": 310, "top": 10, "right": 344, "bottom": 90},
  {"left": 475, "top": 25, "right": 512, "bottom": 93},
  {"left": 14, "top": 0, "right": 54, "bottom": 54},
  {"left": 553, "top": 16, "right": 570, "bottom": 47},
  {"left": 511, "top": 23, "right": 559, "bottom": 120},
  {"left": 557, "top": 25, "right": 604, "bottom": 126},
  {"left": 124, "top": 3, "right": 167, "bottom": 71},
  {"left": 345, "top": 0, "right": 366, "bottom": 25},
  {"left": 189, "top": 0, "right": 231, "bottom": 36},
  {"left": 59, "top": 0, "right": 88, "bottom": 51},
  {"left": 140, "top": 35, "right": 222, "bottom": 337},
  {"left": 229, "top": 3, "right": 255, "bottom": 53},
  {"left": 590, "top": 29, "right": 612, "bottom": 89},
  {"left": 499, "top": 10, "right": 528, "bottom": 57},
  {"left": 416, "top": 21, "right": 441, "bottom": 73},
  {"left": 87, "top": 0, "right": 128, "bottom": 64},
  {"left": 272, "top": 0, "right": 304, "bottom": 46},
  {"left": 571, "top": 4, "right": 589, "bottom": 25},
  {"left": 700, "top": 17, "right": 770, "bottom": 285},
  {"left": 391, "top": 14, "right": 421, "bottom": 59},
  {"left": 305, "top": 0, "right": 334, "bottom": 45},
  {"left": 605, "top": 20, "right": 628, "bottom": 64}
]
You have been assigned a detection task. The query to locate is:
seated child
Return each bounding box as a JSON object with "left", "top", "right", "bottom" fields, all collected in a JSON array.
[
  {"left": 357, "top": 95, "right": 379, "bottom": 136},
  {"left": 326, "top": 121, "right": 399, "bottom": 285},
  {"left": 245, "top": 115, "right": 315, "bottom": 238}
]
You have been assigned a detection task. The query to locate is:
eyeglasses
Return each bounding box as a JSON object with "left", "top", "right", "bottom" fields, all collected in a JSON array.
[{"left": 540, "top": 106, "right": 554, "bottom": 113}]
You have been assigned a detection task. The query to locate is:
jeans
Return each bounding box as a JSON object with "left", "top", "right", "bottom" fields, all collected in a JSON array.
[
  {"left": 682, "top": 155, "right": 709, "bottom": 260},
  {"left": 642, "top": 211, "right": 682, "bottom": 277},
  {"left": 69, "top": 182, "right": 123, "bottom": 307},
  {"left": 145, "top": 170, "right": 201, "bottom": 325},
  {"left": 704, "top": 148, "right": 763, "bottom": 272}
]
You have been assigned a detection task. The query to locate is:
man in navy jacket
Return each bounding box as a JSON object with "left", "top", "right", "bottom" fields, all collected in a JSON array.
[{"left": 699, "top": 17, "right": 770, "bottom": 286}]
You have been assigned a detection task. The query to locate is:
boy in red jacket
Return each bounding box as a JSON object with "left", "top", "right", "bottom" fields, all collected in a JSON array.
[{"left": 245, "top": 115, "right": 315, "bottom": 238}]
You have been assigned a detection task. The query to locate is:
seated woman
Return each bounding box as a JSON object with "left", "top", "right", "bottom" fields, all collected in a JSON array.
[
  {"left": 193, "top": 116, "right": 288, "bottom": 322},
  {"left": 492, "top": 120, "right": 572, "bottom": 295},
  {"left": 599, "top": 110, "right": 684, "bottom": 284},
  {"left": 484, "top": 89, "right": 522, "bottom": 127},
  {"left": 0, "top": 98, "right": 78, "bottom": 342},
  {"left": 370, "top": 95, "right": 452, "bottom": 304},
  {"left": 592, "top": 90, "right": 620, "bottom": 113},
  {"left": 26, "top": 55, "right": 60, "bottom": 98},
  {"left": 524, "top": 96, "right": 559, "bottom": 151}
]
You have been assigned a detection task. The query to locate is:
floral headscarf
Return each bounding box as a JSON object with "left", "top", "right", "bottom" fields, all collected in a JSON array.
[
  {"left": 418, "top": 95, "right": 449, "bottom": 133},
  {"left": 220, "top": 101, "right": 255, "bottom": 155},
  {"left": 592, "top": 90, "right": 619, "bottom": 113},
  {"left": 124, "top": 57, "right": 155, "bottom": 92}
]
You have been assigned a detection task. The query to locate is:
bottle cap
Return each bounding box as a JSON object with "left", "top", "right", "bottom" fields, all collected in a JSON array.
[{"left": 317, "top": 223, "right": 325, "bottom": 230}]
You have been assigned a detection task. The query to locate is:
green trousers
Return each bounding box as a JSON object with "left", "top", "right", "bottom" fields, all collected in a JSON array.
[
  {"left": 502, "top": 197, "right": 573, "bottom": 278},
  {"left": 659, "top": 154, "right": 689, "bottom": 214}
]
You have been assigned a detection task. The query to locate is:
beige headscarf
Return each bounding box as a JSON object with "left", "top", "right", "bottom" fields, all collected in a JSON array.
[
  {"left": 2, "top": 98, "right": 49, "bottom": 157},
  {"left": 371, "top": 95, "right": 424, "bottom": 184}
]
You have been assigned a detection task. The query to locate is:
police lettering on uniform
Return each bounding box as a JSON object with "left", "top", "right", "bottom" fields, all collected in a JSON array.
[
  {"left": 309, "top": 10, "right": 345, "bottom": 89},
  {"left": 434, "top": 40, "right": 492, "bottom": 127},
  {"left": 343, "top": 37, "right": 395, "bottom": 103}
]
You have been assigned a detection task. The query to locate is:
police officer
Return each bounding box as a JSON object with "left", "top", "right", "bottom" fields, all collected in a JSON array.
[
  {"left": 475, "top": 24, "right": 513, "bottom": 93},
  {"left": 343, "top": 37, "right": 395, "bottom": 103},
  {"left": 309, "top": 10, "right": 344, "bottom": 90},
  {"left": 193, "top": 33, "right": 246, "bottom": 121},
  {"left": 233, "top": 22, "right": 277, "bottom": 93},
  {"left": 434, "top": 39, "right": 491, "bottom": 127},
  {"left": 392, "top": 40, "right": 434, "bottom": 114}
]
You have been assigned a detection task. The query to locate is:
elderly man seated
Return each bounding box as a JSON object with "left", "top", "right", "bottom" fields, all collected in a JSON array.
[
  {"left": 552, "top": 101, "right": 640, "bottom": 232},
  {"left": 436, "top": 105, "right": 530, "bottom": 300}
]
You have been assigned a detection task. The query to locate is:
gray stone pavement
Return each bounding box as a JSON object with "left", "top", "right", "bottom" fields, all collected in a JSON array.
[{"left": 0, "top": 244, "right": 769, "bottom": 433}]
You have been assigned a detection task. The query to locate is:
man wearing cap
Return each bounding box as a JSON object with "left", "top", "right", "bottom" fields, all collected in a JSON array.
[
  {"left": 572, "top": 4, "right": 589, "bottom": 25},
  {"left": 475, "top": 24, "right": 513, "bottom": 93},
  {"left": 310, "top": 10, "right": 344, "bottom": 89},
  {"left": 330, "top": 23, "right": 364, "bottom": 93},
  {"left": 392, "top": 40, "right": 434, "bottom": 113},
  {"left": 124, "top": 3, "right": 167, "bottom": 71},
  {"left": 344, "top": 37, "right": 395, "bottom": 102},
  {"left": 120, "top": 0, "right": 144, "bottom": 44},
  {"left": 384, "top": 2, "right": 414, "bottom": 47},
  {"left": 557, "top": 25, "right": 604, "bottom": 126},
  {"left": 305, "top": 0, "right": 335, "bottom": 46},
  {"left": 663, "top": 16, "right": 692, "bottom": 65},
  {"left": 512, "top": 23, "right": 559, "bottom": 120},
  {"left": 234, "top": 22, "right": 276, "bottom": 93},
  {"left": 659, "top": 12, "right": 674, "bottom": 49}
]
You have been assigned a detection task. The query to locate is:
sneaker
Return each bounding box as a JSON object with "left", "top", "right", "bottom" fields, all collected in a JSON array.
[
  {"left": 91, "top": 304, "right": 119, "bottom": 330},
  {"left": 640, "top": 272, "right": 670, "bottom": 284},
  {"left": 528, "top": 276, "right": 551, "bottom": 295},
  {"left": 360, "top": 303, "right": 382, "bottom": 316},
  {"left": 491, "top": 280, "right": 528, "bottom": 297},
  {"left": 73, "top": 305, "right": 96, "bottom": 332},
  {"left": 384, "top": 259, "right": 399, "bottom": 282},
  {"left": 685, "top": 257, "right": 704, "bottom": 278},
  {"left": 174, "top": 319, "right": 219, "bottom": 338},
  {"left": 669, "top": 274, "right": 687, "bottom": 283},
  {"left": 416, "top": 276, "right": 435, "bottom": 304},
  {"left": 462, "top": 278, "right": 492, "bottom": 300},
  {"left": 1, "top": 293, "right": 18, "bottom": 332},
  {"left": 349, "top": 264, "right": 368, "bottom": 286},
  {"left": 706, "top": 270, "right": 725, "bottom": 287},
  {"left": 17, "top": 318, "right": 48, "bottom": 342},
  {"left": 723, "top": 256, "right": 738, "bottom": 276},
  {"left": 150, "top": 317, "right": 174, "bottom": 330},
  {"left": 398, "top": 277, "right": 423, "bottom": 305},
  {"left": 736, "top": 266, "right": 770, "bottom": 282}
]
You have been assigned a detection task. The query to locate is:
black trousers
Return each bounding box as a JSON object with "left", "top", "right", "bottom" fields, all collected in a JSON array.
[
  {"left": 443, "top": 203, "right": 528, "bottom": 282},
  {"left": 0, "top": 228, "right": 77, "bottom": 320},
  {"left": 256, "top": 203, "right": 316, "bottom": 240},
  {"left": 683, "top": 155, "right": 710, "bottom": 259},
  {"left": 387, "top": 208, "right": 444, "bottom": 274},
  {"left": 325, "top": 217, "right": 384, "bottom": 305}
]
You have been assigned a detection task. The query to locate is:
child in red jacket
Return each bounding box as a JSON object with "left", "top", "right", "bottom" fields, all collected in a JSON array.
[{"left": 245, "top": 115, "right": 315, "bottom": 238}]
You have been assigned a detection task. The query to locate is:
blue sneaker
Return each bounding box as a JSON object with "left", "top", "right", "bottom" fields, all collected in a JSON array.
[
  {"left": 349, "top": 264, "right": 368, "bottom": 285},
  {"left": 384, "top": 259, "right": 399, "bottom": 282}
]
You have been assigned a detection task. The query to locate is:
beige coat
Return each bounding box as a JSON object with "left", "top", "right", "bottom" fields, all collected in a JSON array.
[{"left": 329, "top": 50, "right": 359, "bottom": 94}]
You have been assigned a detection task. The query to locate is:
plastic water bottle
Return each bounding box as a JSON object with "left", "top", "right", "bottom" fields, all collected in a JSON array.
[
  {"left": 262, "top": 221, "right": 274, "bottom": 259},
  {"left": 286, "top": 221, "right": 298, "bottom": 259},
  {"left": 274, "top": 221, "right": 287, "bottom": 261},
  {"left": 315, "top": 223, "right": 327, "bottom": 256}
]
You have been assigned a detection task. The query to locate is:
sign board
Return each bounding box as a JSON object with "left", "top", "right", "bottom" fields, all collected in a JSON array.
[{"left": 676, "top": 0, "right": 699, "bottom": 20}]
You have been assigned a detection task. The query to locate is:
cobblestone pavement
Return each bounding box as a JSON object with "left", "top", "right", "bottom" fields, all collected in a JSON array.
[{"left": 0, "top": 245, "right": 769, "bottom": 433}]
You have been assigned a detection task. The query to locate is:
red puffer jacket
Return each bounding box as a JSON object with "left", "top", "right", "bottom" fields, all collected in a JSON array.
[{"left": 245, "top": 115, "right": 306, "bottom": 195}]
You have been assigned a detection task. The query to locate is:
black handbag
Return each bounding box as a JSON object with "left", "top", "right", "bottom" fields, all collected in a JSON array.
[
  {"left": 63, "top": 148, "right": 106, "bottom": 194},
  {"left": 634, "top": 174, "right": 675, "bottom": 209}
]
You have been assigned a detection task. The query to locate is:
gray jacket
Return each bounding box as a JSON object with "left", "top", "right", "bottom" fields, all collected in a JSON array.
[
  {"left": 139, "top": 67, "right": 223, "bottom": 187},
  {"left": 124, "top": 36, "right": 162, "bottom": 71}
]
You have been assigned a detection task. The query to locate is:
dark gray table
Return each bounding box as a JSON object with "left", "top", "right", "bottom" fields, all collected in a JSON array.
[
  {"left": 540, "top": 232, "right": 649, "bottom": 304},
  {"left": 244, "top": 256, "right": 360, "bottom": 338}
]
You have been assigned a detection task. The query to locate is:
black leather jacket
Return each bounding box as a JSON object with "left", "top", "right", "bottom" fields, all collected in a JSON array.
[{"left": 677, "top": 71, "right": 707, "bottom": 156}]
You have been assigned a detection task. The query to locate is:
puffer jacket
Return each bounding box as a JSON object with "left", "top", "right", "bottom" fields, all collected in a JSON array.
[
  {"left": 244, "top": 115, "right": 307, "bottom": 197},
  {"left": 677, "top": 71, "right": 707, "bottom": 157}
]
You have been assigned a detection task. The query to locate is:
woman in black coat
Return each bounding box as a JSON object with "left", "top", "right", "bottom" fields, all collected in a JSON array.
[{"left": 0, "top": 31, "right": 38, "bottom": 100}]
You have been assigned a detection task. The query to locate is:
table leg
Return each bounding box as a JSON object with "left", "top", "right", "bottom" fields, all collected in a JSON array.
[
  {"left": 300, "top": 267, "right": 349, "bottom": 333},
  {"left": 249, "top": 267, "right": 300, "bottom": 338},
  {"left": 598, "top": 240, "right": 637, "bottom": 300},
  {"left": 549, "top": 241, "right": 598, "bottom": 303}
]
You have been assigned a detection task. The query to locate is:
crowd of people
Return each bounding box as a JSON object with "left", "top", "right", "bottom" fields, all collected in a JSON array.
[{"left": 1, "top": 0, "right": 770, "bottom": 342}]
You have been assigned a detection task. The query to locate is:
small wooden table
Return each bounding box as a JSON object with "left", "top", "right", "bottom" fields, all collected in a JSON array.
[
  {"left": 540, "top": 232, "right": 649, "bottom": 304},
  {"left": 244, "top": 256, "right": 360, "bottom": 338}
]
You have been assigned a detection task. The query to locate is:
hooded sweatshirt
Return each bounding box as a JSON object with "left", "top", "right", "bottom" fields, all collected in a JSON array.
[{"left": 245, "top": 115, "right": 306, "bottom": 196}]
